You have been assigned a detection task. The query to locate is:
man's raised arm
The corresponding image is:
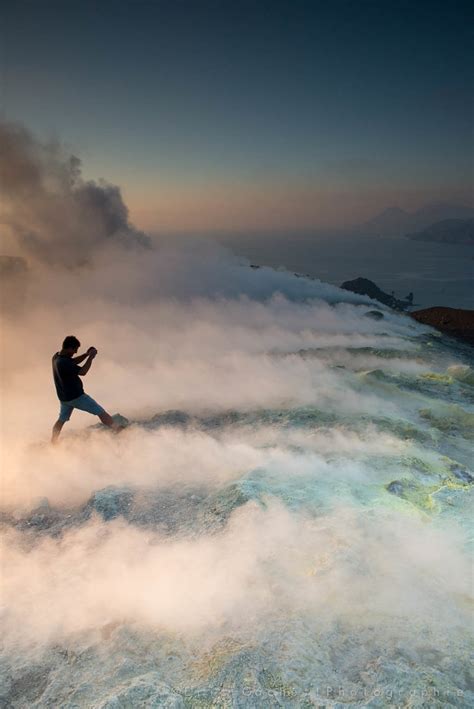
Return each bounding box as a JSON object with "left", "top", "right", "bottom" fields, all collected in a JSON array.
[
  {"left": 71, "top": 351, "right": 90, "bottom": 364},
  {"left": 78, "top": 348, "right": 97, "bottom": 376}
]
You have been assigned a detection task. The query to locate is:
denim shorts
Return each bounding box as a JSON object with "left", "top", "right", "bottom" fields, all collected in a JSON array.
[{"left": 59, "top": 393, "right": 106, "bottom": 422}]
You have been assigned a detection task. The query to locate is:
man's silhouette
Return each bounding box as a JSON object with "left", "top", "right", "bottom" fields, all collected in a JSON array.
[{"left": 51, "top": 335, "right": 120, "bottom": 443}]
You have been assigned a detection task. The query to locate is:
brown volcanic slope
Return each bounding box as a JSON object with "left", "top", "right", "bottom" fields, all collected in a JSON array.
[{"left": 411, "top": 307, "right": 474, "bottom": 345}]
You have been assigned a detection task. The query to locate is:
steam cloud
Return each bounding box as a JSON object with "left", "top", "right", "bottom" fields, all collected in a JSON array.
[{"left": 1, "top": 121, "right": 472, "bottom": 706}]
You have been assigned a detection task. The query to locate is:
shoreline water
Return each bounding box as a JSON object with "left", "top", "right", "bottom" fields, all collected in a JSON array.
[{"left": 214, "top": 232, "right": 474, "bottom": 310}]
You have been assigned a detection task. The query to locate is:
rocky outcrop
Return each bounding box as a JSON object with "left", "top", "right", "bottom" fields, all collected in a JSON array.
[
  {"left": 364, "top": 310, "right": 384, "bottom": 320},
  {"left": 411, "top": 307, "right": 474, "bottom": 345},
  {"left": 340, "top": 277, "right": 410, "bottom": 310}
]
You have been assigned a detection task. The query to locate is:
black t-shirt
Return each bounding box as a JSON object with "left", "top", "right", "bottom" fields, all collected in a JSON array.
[{"left": 52, "top": 353, "right": 84, "bottom": 401}]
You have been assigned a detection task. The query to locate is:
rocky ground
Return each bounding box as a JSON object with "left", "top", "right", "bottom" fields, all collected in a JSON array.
[{"left": 411, "top": 307, "right": 474, "bottom": 346}]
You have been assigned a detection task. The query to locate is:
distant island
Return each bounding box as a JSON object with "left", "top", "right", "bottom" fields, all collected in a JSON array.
[
  {"left": 406, "top": 218, "right": 474, "bottom": 245},
  {"left": 358, "top": 202, "right": 474, "bottom": 237}
]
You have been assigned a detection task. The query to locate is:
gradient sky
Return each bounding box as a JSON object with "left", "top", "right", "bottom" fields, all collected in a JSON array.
[{"left": 1, "top": 0, "right": 473, "bottom": 231}]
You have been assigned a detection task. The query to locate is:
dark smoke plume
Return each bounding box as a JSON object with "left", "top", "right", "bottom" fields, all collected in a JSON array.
[{"left": 0, "top": 120, "right": 150, "bottom": 268}]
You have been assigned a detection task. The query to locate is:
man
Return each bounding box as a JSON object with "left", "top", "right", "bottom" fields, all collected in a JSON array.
[{"left": 51, "top": 335, "right": 120, "bottom": 443}]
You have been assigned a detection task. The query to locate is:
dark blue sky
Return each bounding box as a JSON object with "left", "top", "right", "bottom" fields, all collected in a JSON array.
[{"left": 2, "top": 0, "right": 473, "bottom": 230}]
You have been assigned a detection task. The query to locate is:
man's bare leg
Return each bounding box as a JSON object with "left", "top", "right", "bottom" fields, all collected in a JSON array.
[
  {"left": 52, "top": 419, "right": 66, "bottom": 444},
  {"left": 99, "top": 412, "right": 124, "bottom": 431},
  {"left": 52, "top": 413, "right": 123, "bottom": 443}
]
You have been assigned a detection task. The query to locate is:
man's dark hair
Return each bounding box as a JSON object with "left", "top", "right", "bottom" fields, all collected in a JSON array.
[{"left": 62, "top": 335, "right": 81, "bottom": 350}]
